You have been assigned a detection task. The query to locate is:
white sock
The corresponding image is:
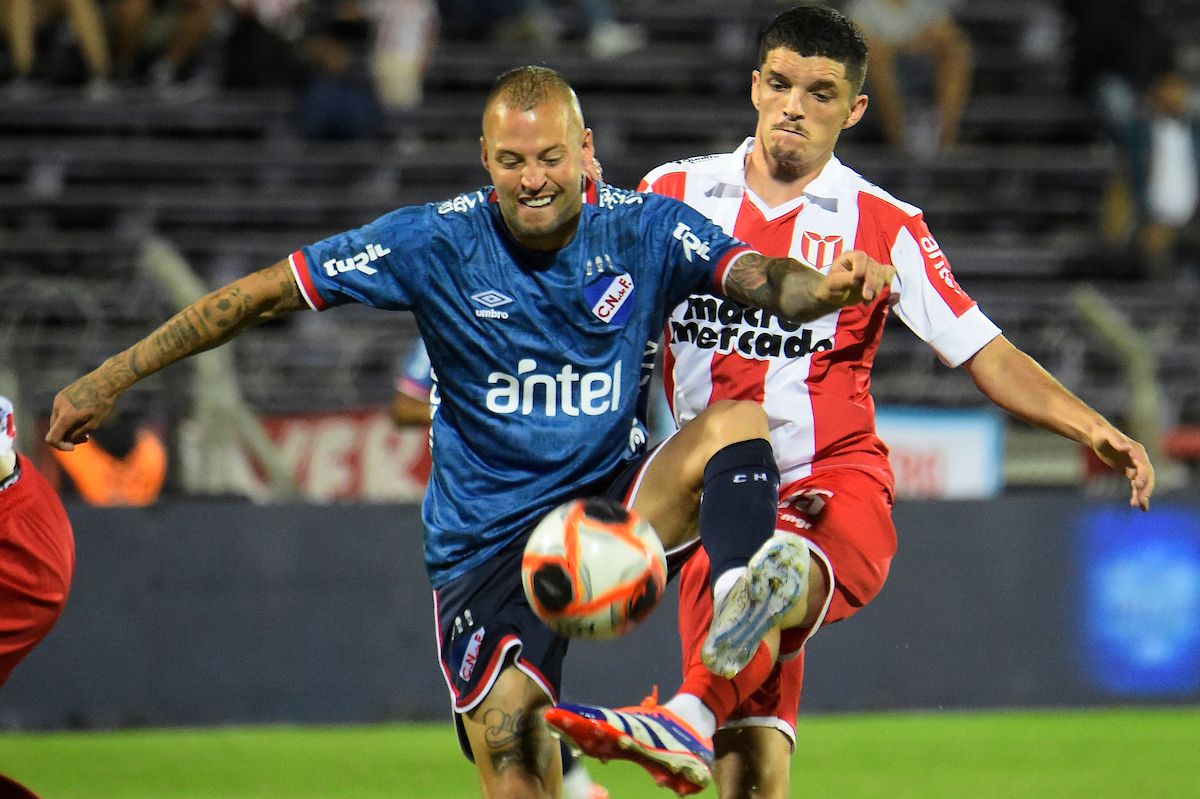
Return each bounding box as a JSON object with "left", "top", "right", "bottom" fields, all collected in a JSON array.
[
  {"left": 712, "top": 566, "right": 745, "bottom": 607},
  {"left": 561, "top": 761, "right": 594, "bottom": 799},
  {"left": 664, "top": 693, "right": 717, "bottom": 740}
]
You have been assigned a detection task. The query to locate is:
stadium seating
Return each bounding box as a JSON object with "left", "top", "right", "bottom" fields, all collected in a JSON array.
[{"left": 2, "top": 0, "right": 1198, "bottom": 465}]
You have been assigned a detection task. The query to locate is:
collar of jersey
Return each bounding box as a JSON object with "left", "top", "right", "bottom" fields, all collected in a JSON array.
[{"left": 733, "top": 137, "right": 844, "bottom": 217}]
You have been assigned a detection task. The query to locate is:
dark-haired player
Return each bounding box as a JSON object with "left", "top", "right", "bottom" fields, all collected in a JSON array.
[{"left": 545, "top": 7, "right": 1154, "bottom": 797}]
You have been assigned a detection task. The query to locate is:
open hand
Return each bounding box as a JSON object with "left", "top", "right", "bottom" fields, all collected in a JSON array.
[{"left": 1089, "top": 424, "right": 1155, "bottom": 511}]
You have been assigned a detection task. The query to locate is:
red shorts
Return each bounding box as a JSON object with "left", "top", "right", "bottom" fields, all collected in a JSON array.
[
  {"left": 677, "top": 467, "right": 895, "bottom": 740},
  {"left": 0, "top": 456, "right": 75, "bottom": 687}
]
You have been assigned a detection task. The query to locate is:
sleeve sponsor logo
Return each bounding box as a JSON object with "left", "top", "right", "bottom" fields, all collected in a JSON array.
[
  {"left": 436, "top": 189, "right": 490, "bottom": 215},
  {"left": 672, "top": 221, "right": 712, "bottom": 262},
  {"left": 323, "top": 243, "right": 391, "bottom": 276},
  {"left": 597, "top": 184, "right": 644, "bottom": 209},
  {"left": 919, "top": 235, "right": 962, "bottom": 294}
]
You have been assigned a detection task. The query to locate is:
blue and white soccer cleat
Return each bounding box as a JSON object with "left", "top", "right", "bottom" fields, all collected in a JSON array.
[
  {"left": 544, "top": 691, "right": 713, "bottom": 796},
  {"left": 702, "top": 532, "right": 810, "bottom": 678}
]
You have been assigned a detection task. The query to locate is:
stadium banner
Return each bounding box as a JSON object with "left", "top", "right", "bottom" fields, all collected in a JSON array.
[
  {"left": 180, "top": 405, "right": 1004, "bottom": 502},
  {"left": 179, "top": 407, "right": 430, "bottom": 502},
  {"left": 1075, "top": 507, "right": 1200, "bottom": 697},
  {"left": 875, "top": 406, "right": 1004, "bottom": 498},
  {"left": 5, "top": 495, "right": 1198, "bottom": 729}
]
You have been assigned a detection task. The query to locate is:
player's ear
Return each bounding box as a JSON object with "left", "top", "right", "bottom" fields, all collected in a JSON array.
[
  {"left": 750, "top": 70, "right": 762, "bottom": 111},
  {"left": 480, "top": 136, "right": 489, "bottom": 171},
  {"left": 842, "top": 94, "right": 868, "bottom": 130},
  {"left": 581, "top": 127, "right": 595, "bottom": 161}
]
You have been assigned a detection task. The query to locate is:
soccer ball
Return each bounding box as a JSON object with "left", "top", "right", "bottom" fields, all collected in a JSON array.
[{"left": 521, "top": 497, "right": 667, "bottom": 639}]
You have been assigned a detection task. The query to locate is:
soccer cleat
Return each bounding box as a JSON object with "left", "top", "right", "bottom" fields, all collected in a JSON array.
[
  {"left": 544, "top": 690, "right": 713, "bottom": 796},
  {"left": 702, "top": 532, "right": 810, "bottom": 678}
]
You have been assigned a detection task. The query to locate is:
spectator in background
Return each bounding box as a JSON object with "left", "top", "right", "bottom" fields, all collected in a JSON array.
[
  {"left": 368, "top": 0, "right": 437, "bottom": 112},
  {"left": 434, "top": 0, "right": 547, "bottom": 44},
  {"left": 1125, "top": 71, "right": 1200, "bottom": 281},
  {"left": 222, "top": 0, "right": 306, "bottom": 90},
  {"left": 846, "top": 0, "right": 972, "bottom": 151},
  {"left": 0, "top": 396, "right": 75, "bottom": 689},
  {"left": 1, "top": 0, "right": 112, "bottom": 100},
  {"left": 106, "top": 0, "right": 222, "bottom": 90},
  {"left": 435, "top": 0, "right": 644, "bottom": 59},
  {"left": 571, "top": 0, "right": 646, "bottom": 60},
  {"left": 298, "top": 0, "right": 382, "bottom": 140},
  {"left": 1063, "top": 0, "right": 1200, "bottom": 281}
]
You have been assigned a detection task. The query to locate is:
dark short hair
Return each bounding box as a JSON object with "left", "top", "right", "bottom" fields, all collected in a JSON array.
[
  {"left": 485, "top": 65, "right": 581, "bottom": 117},
  {"left": 758, "top": 5, "right": 868, "bottom": 93}
]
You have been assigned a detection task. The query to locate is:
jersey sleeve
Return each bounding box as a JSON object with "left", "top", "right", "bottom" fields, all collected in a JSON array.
[
  {"left": 887, "top": 213, "right": 1001, "bottom": 367},
  {"left": 394, "top": 338, "right": 432, "bottom": 401},
  {"left": 640, "top": 194, "right": 757, "bottom": 301},
  {"left": 638, "top": 162, "right": 687, "bottom": 198},
  {"left": 288, "top": 205, "right": 431, "bottom": 312}
]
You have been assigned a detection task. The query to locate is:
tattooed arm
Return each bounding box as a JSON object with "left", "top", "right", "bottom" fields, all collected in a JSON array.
[
  {"left": 723, "top": 250, "right": 895, "bottom": 324},
  {"left": 46, "top": 260, "right": 307, "bottom": 450}
]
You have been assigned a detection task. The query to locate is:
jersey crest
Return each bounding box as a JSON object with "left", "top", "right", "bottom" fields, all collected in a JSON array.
[
  {"left": 585, "top": 273, "right": 635, "bottom": 325},
  {"left": 799, "top": 232, "right": 844, "bottom": 268}
]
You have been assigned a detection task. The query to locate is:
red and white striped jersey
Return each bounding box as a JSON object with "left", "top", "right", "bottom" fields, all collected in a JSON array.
[{"left": 641, "top": 138, "right": 1001, "bottom": 488}]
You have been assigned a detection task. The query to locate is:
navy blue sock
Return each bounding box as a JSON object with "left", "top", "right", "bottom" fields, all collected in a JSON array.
[
  {"left": 561, "top": 741, "right": 578, "bottom": 776},
  {"left": 699, "top": 439, "right": 780, "bottom": 590}
]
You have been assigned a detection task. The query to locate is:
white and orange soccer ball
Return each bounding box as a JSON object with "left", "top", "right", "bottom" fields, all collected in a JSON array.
[{"left": 521, "top": 497, "right": 667, "bottom": 639}]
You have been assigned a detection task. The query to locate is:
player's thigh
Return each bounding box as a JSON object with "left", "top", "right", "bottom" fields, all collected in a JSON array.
[
  {"left": 713, "top": 726, "right": 793, "bottom": 799},
  {"left": 462, "top": 662, "right": 562, "bottom": 796},
  {"left": 631, "top": 399, "right": 768, "bottom": 547},
  {"left": 781, "top": 470, "right": 896, "bottom": 624},
  {"left": 0, "top": 582, "right": 66, "bottom": 688}
]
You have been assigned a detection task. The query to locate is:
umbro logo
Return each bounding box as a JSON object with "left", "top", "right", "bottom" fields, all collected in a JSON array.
[{"left": 471, "top": 290, "right": 513, "bottom": 319}]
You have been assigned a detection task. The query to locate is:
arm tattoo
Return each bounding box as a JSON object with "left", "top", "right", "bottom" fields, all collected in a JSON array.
[
  {"left": 112, "top": 262, "right": 303, "bottom": 387},
  {"left": 723, "top": 253, "right": 833, "bottom": 323},
  {"left": 723, "top": 254, "right": 789, "bottom": 313}
]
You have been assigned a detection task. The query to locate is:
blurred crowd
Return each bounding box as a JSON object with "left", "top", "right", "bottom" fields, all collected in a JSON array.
[
  {"left": 2, "top": 0, "right": 1198, "bottom": 279},
  {"left": 0, "top": 0, "right": 646, "bottom": 115},
  {"left": 841, "top": 0, "right": 1200, "bottom": 281}
]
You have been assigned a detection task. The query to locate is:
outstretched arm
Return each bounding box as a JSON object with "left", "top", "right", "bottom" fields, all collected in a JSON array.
[
  {"left": 723, "top": 250, "right": 895, "bottom": 324},
  {"left": 47, "top": 259, "right": 307, "bottom": 451},
  {"left": 963, "top": 335, "right": 1156, "bottom": 510}
]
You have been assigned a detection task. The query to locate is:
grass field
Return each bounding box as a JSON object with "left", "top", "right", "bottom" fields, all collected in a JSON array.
[{"left": 2, "top": 707, "right": 1198, "bottom": 798}]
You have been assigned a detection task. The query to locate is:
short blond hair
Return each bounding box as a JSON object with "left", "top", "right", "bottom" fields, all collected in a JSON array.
[{"left": 483, "top": 66, "right": 584, "bottom": 130}]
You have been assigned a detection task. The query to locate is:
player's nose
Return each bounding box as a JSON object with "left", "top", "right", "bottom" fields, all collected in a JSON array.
[
  {"left": 520, "top": 164, "right": 548, "bottom": 190},
  {"left": 783, "top": 89, "right": 805, "bottom": 119}
]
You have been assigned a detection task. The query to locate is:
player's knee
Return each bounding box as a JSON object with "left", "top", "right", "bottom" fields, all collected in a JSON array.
[
  {"left": 695, "top": 399, "right": 769, "bottom": 444},
  {"left": 778, "top": 541, "right": 822, "bottom": 630}
]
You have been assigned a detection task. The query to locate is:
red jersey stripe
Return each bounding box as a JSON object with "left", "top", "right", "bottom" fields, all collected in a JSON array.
[{"left": 288, "top": 250, "right": 326, "bottom": 311}]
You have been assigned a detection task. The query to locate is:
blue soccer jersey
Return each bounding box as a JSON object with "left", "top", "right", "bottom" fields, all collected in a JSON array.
[{"left": 290, "top": 183, "right": 755, "bottom": 586}]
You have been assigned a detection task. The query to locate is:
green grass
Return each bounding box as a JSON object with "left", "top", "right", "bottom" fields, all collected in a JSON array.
[{"left": 1, "top": 707, "right": 1197, "bottom": 798}]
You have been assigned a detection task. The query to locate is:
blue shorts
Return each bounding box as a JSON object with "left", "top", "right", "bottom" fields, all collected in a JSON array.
[{"left": 433, "top": 449, "right": 678, "bottom": 759}]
